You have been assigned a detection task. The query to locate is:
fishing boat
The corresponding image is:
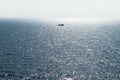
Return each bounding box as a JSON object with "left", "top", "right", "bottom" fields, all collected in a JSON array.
[{"left": 58, "top": 24, "right": 64, "bottom": 26}]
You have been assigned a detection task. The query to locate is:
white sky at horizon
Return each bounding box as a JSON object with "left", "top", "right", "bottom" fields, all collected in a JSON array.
[{"left": 0, "top": 0, "right": 120, "bottom": 20}]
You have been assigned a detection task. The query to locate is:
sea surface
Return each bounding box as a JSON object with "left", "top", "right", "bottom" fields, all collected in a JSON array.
[{"left": 0, "top": 20, "right": 120, "bottom": 80}]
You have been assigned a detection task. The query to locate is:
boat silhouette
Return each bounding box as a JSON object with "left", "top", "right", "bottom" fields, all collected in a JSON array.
[{"left": 58, "top": 24, "right": 64, "bottom": 26}]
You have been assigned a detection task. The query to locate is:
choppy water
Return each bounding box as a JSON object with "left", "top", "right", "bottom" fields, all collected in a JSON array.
[{"left": 0, "top": 20, "right": 120, "bottom": 80}]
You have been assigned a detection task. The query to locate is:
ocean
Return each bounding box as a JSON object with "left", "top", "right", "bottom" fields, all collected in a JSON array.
[{"left": 0, "top": 20, "right": 120, "bottom": 80}]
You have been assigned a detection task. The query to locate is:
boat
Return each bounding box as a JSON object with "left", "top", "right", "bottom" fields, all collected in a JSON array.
[{"left": 58, "top": 24, "right": 64, "bottom": 26}]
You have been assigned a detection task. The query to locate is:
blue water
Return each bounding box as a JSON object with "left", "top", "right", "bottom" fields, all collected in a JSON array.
[{"left": 0, "top": 20, "right": 120, "bottom": 80}]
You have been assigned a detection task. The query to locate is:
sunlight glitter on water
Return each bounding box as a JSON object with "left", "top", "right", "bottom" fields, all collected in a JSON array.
[{"left": 41, "top": 18, "right": 113, "bottom": 24}]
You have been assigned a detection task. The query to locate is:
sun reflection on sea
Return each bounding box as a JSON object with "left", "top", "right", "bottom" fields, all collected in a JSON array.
[{"left": 43, "top": 18, "right": 112, "bottom": 24}]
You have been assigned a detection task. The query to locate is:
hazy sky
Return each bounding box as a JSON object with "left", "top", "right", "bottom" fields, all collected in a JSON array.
[{"left": 0, "top": 0, "right": 120, "bottom": 19}]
